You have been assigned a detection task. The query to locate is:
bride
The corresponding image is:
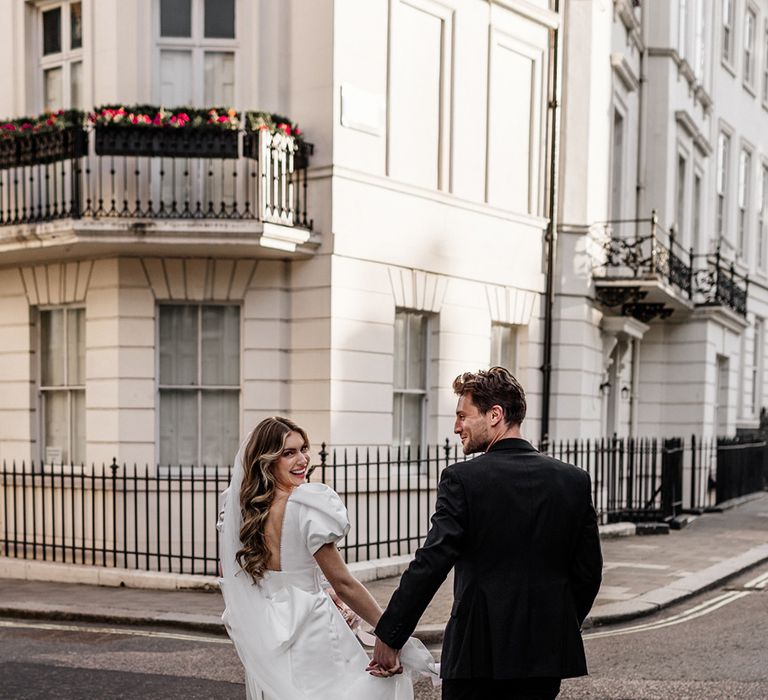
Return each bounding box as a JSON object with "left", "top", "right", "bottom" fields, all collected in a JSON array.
[{"left": 218, "top": 416, "right": 436, "bottom": 699}]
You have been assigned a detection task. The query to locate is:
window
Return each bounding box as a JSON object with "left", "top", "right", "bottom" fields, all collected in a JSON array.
[
  {"left": 722, "top": 0, "right": 735, "bottom": 65},
  {"left": 759, "top": 164, "right": 768, "bottom": 270},
  {"left": 679, "top": 0, "right": 688, "bottom": 60},
  {"left": 752, "top": 319, "right": 764, "bottom": 415},
  {"left": 744, "top": 8, "right": 757, "bottom": 88},
  {"left": 764, "top": 21, "right": 768, "bottom": 104},
  {"left": 490, "top": 324, "right": 519, "bottom": 376},
  {"left": 40, "top": 307, "right": 85, "bottom": 465},
  {"left": 393, "top": 311, "right": 429, "bottom": 448},
  {"left": 717, "top": 131, "right": 731, "bottom": 239},
  {"left": 39, "top": 1, "right": 84, "bottom": 111},
  {"left": 694, "top": 0, "right": 706, "bottom": 79},
  {"left": 693, "top": 171, "right": 702, "bottom": 252},
  {"left": 676, "top": 153, "right": 687, "bottom": 245},
  {"left": 157, "top": 0, "right": 236, "bottom": 106},
  {"left": 158, "top": 305, "right": 240, "bottom": 468},
  {"left": 611, "top": 110, "right": 624, "bottom": 220},
  {"left": 738, "top": 148, "right": 751, "bottom": 259}
]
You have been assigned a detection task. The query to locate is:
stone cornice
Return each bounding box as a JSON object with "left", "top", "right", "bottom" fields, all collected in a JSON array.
[{"left": 611, "top": 53, "right": 640, "bottom": 92}]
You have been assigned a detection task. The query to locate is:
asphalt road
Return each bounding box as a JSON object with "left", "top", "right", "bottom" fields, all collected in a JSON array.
[{"left": 0, "top": 566, "right": 766, "bottom": 699}]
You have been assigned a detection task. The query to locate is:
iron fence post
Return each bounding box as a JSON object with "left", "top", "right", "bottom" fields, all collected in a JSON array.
[{"left": 650, "top": 209, "right": 658, "bottom": 274}]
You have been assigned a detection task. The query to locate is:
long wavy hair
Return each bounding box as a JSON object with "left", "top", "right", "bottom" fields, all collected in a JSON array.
[{"left": 236, "top": 416, "right": 309, "bottom": 583}]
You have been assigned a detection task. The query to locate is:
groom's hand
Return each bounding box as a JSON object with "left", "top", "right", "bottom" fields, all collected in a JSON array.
[{"left": 366, "top": 638, "right": 402, "bottom": 677}]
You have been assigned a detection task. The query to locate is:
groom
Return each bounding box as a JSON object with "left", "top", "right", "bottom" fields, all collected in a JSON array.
[{"left": 369, "top": 367, "right": 603, "bottom": 699}]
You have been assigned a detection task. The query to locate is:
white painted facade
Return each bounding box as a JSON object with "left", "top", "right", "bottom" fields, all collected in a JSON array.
[
  {"left": 0, "top": 0, "right": 556, "bottom": 467},
  {"left": 553, "top": 0, "right": 768, "bottom": 441},
  {"left": 5, "top": 0, "right": 765, "bottom": 471}
]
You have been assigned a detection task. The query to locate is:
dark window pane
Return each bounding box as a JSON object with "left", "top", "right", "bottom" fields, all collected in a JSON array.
[
  {"left": 204, "top": 0, "right": 235, "bottom": 38},
  {"left": 70, "top": 2, "right": 83, "bottom": 49},
  {"left": 43, "top": 7, "right": 62, "bottom": 55},
  {"left": 160, "top": 0, "right": 192, "bottom": 37}
]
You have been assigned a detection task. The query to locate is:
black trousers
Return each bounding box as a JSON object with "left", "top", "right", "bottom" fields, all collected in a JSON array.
[{"left": 442, "top": 677, "right": 561, "bottom": 700}]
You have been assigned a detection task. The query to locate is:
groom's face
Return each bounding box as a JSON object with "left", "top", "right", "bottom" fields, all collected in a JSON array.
[{"left": 454, "top": 393, "right": 492, "bottom": 455}]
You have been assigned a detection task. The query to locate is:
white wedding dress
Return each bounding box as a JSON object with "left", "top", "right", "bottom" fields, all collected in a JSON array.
[{"left": 218, "top": 437, "right": 437, "bottom": 699}]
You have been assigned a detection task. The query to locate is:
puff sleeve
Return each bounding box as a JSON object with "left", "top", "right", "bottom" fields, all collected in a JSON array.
[{"left": 291, "top": 483, "right": 351, "bottom": 554}]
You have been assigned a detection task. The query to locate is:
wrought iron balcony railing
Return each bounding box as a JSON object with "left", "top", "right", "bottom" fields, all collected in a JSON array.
[
  {"left": 593, "top": 211, "right": 694, "bottom": 299},
  {"left": 593, "top": 211, "right": 749, "bottom": 319},
  {"left": 0, "top": 125, "right": 312, "bottom": 230},
  {"left": 693, "top": 248, "right": 749, "bottom": 317}
]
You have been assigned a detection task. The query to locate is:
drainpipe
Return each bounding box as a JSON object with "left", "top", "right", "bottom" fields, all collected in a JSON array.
[
  {"left": 635, "top": 1, "right": 648, "bottom": 228},
  {"left": 540, "top": 0, "right": 563, "bottom": 448}
]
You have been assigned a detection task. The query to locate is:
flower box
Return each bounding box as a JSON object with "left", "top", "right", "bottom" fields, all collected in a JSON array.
[
  {"left": 34, "top": 127, "right": 88, "bottom": 164},
  {"left": 95, "top": 124, "right": 239, "bottom": 159},
  {"left": 16, "top": 134, "right": 36, "bottom": 166},
  {"left": 0, "top": 138, "right": 18, "bottom": 169}
]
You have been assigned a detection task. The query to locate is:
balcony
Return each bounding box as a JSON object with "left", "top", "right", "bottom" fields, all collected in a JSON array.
[
  {"left": 0, "top": 109, "right": 315, "bottom": 265},
  {"left": 693, "top": 248, "right": 749, "bottom": 318},
  {"left": 593, "top": 212, "right": 694, "bottom": 323},
  {"left": 593, "top": 212, "right": 749, "bottom": 323}
]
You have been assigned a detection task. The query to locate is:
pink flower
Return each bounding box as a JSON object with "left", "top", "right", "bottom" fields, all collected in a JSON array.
[{"left": 217, "top": 115, "right": 229, "bottom": 123}]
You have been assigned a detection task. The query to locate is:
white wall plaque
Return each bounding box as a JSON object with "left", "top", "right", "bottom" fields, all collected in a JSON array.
[{"left": 340, "top": 84, "right": 385, "bottom": 136}]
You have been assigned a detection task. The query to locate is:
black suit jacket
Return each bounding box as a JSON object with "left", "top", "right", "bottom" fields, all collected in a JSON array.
[{"left": 374, "top": 438, "right": 603, "bottom": 680}]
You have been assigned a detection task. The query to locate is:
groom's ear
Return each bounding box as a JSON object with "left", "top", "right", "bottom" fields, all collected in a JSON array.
[{"left": 489, "top": 404, "right": 505, "bottom": 426}]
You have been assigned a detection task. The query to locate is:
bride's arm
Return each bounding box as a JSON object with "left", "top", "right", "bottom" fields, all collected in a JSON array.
[{"left": 314, "top": 543, "right": 383, "bottom": 628}]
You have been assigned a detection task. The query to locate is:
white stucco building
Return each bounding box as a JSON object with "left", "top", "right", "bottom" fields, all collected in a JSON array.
[
  {"left": 3, "top": 0, "right": 766, "bottom": 473},
  {"left": 553, "top": 0, "right": 768, "bottom": 441},
  {"left": 0, "top": 0, "right": 557, "bottom": 468}
]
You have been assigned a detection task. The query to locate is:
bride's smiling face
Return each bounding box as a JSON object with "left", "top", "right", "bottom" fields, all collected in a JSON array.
[{"left": 272, "top": 431, "right": 310, "bottom": 489}]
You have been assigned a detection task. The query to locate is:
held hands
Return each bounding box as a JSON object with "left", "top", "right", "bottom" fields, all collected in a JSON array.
[{"left": 366, "top": 637, "right": 403, "bottom": 678}]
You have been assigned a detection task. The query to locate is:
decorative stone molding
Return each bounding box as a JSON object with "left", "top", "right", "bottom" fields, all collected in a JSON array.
[
  {"left": 387, "top": 268, "right": 448, "bottom": 313},
  {"left": 675, "top": 110, "right": 712, "bottom": 156},
  {"left": 611, "top": 53, "right": 640, "bottom": 92},
  {"left": 140, "top": 258, "right": 258, "bottom": 301},
  {"left": 485, "top": 284, "right": 537, "bottom": 325},
  {"left": 18, "top": 260, "right": 94, "bottom": 305},
  {"left": 600, "top": 316, "right": 649, "bottom": 392}
]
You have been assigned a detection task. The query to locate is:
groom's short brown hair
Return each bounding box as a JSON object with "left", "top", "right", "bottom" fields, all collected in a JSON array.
[{"left": 452, "top": 366, "right": 527, "bottom": 426}]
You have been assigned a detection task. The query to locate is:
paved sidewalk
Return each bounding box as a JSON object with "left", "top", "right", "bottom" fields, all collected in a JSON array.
[{"left": 0, "top": 493, "right": 766, "bottom": 643}]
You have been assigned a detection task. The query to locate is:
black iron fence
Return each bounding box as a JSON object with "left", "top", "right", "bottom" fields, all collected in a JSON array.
[
  {"left": 0, "top": 127, "right": 312, "bottom": 229},
  {"left": 1, "top": 435, "right": 765, "bottom": 575}
]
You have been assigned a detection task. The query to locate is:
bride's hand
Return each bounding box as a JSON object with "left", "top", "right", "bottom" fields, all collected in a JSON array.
[{"left": 366, "top": 638, "right": 403, "bottom": 677}]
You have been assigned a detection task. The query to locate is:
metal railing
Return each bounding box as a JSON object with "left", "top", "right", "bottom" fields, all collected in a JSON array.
[
  {"left": 0, "top": 127, "right": 312, "bottom": 229},
  {"left": 693, "top": 247, "right": 749, "bottom": 316},
  {"left": 1, "top": 435, "right": 765, "bottom": 574},
  {"left": 593, "top": 211, "right": 694, "bottom": 298}
]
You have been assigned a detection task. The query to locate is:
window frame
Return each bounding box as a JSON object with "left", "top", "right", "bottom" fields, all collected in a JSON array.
[
  {"left": 675, "top": 147, "right": 689, "bottom": 247},
  {"left": 154, "top": 0, "right": 240, "bottom": 107},
  {"left": 716, "top": 127, "right": 733, "bottom": 243},
  {"left": 392, "top": 309, "right": 431, "bottom": 449},
  {"left": 35, "top": 0, "right": 85, "bottom": 112},
  {"left": 737, "top": 144, "right": 753, "bottom": 260},
  {"left": 490, "top": 323, "right": 520, "bottom": 377},
  {"left": 752, "top": 318, "right": 764, "bottom": 416},
  {"left": 722, "top": 0, "right": 736, "bottom": 71},
  {"left": 744, "top": 4, "right": 758, "bottom": 92},
  {"left": 693, "top": 166, "right": 704, "bottom": 254},
  {"left": 37, "top": 305, "right": 86, "bottom": 467},
  {"left": 759, "top": 161, "right": 768, "bottom": 273},
  {"left": 610, "top": 102, "right": 627, "bottom": 222},
  {"left": 156, "top": 302, "right": 242, "bottom": 471},
  {"left": 763, "top": 19, "right": 768, "bottom": 108}
]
